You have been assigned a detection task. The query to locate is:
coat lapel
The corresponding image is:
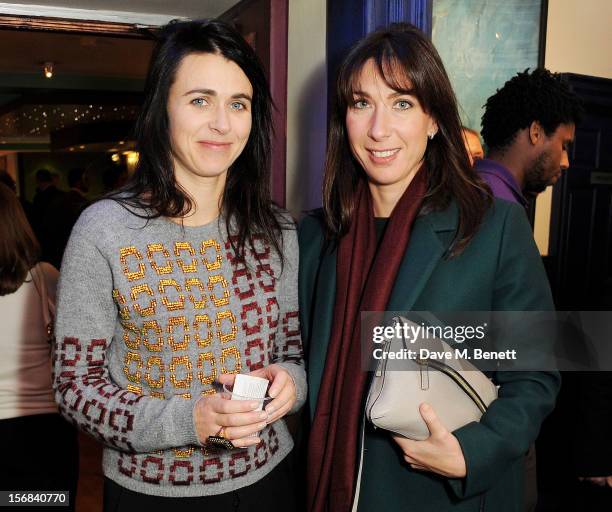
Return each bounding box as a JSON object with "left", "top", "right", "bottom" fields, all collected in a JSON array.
[
  {"left": 387, "top": 203, "right": 458, "bottom": 312},
  {"left": 307, "top": 243, "right": 337, "bottom": 417}
]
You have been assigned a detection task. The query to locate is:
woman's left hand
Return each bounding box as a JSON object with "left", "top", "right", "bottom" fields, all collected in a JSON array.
[
  {"left": 391, "top": 402, "right": 467, "bottom": 478},
  {"left": 218, "top": 364, "right": 296, "bottom": 424}
]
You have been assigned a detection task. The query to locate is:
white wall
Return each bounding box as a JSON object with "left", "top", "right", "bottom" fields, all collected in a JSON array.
[
  {"left": 545, "top": 0, "right": 612, "bottom": 79},
  {"left": 285, "top": 0, "right": 327, "bottom": 218},
  {"left": 534, "top": 0, "right": 612, "bottom": 255}
]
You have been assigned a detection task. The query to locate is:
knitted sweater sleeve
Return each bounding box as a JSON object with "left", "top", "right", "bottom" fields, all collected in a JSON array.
[
  {"left": 270, "top": 225, "right": 307, "bottom": 414},
  {"left": 53, "top": 222, "right": 201, "bottom": 453}
]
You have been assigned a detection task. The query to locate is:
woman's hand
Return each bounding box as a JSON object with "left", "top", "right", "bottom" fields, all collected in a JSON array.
[
  {"left": 218, "top": 364, "right": 297, "bottom": 424},
  {"left": 193, "top": 393, "right": 268, "bottom": 448},
  {"left": 391, "top": 403, "right": 467, "bottom": 478}
]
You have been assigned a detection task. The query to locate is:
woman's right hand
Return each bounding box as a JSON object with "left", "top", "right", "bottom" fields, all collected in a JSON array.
[
  {"left": 193, "top": 394, "right": 269, "bottom": 448},
  {"left": 391, "top": 403, "right": 467, "bottom": 478}
]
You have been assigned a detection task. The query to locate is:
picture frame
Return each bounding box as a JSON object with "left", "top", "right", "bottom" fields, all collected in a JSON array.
[{"left": 431, "top": 0, "right": 549, "bottom": 133}]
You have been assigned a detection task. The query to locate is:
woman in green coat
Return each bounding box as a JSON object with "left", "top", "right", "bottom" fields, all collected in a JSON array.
[{"left": 300, "top": 23, "right": 560, "bottom": 512}]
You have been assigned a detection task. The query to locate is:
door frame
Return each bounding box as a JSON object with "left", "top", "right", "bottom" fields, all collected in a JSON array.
[{"left": 220, "top": 0, "right": 288, "bottom": 207}]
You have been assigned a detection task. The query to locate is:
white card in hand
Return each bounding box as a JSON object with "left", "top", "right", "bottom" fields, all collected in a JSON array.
[{"left": 231, "top": 374, "right": 269, "bottom": 411}]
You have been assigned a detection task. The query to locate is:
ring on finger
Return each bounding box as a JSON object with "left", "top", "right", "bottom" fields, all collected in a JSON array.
[{"left": 206, "top": 426, "right": 234, "bottom": 450}]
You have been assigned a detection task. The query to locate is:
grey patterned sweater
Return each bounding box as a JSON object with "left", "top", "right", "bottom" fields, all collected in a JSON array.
[{"left": 53, "top": 200, "right": 306, "bottom": 497}]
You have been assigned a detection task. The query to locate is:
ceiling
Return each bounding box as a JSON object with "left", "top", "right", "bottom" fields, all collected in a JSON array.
[
  {"left": 0, "top": 29, "right": 151, "bottom": 147},
  {"left": 1, "top": 0, "right": 240, "bottom": 19},
  {"left": 0, "top": 1, "right": 242, "bottom": 149},
  {"left": 0, "top": 30, "right": 153, "bottom": 78}
]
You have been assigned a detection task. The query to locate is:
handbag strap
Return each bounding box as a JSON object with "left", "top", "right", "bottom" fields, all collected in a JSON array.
[{"left": 30, "top": 263, "right": 55, "bottom": 342}]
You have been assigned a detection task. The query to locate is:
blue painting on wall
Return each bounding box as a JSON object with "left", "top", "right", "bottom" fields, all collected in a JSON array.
[{"left": 432, "top": 0, "right": 543, "bottom": 135}]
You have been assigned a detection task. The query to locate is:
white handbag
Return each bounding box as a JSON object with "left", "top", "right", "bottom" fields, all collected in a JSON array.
[{"left": 365, "top": 316, "right": 498, "bottom": 440}]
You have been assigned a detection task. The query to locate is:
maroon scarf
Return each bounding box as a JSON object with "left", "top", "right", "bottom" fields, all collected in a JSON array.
[{"left": 307, "top": 168, "right": 427, "bottom": 512}]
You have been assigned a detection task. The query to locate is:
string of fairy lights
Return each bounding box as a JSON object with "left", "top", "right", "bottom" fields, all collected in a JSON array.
[{"left": 0, "top": 104, "right": 139, "bottom": 139}]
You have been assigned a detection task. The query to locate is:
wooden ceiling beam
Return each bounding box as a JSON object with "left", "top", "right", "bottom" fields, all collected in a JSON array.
[{"left": 0, "top": 15, "right": 158, "bottom": 39}]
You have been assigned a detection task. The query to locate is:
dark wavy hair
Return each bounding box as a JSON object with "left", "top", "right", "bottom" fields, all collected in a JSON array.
[
  {"left": 0, "top": 183, "right": 40, "bottom": 296},
  {"left": 323, "top": 23, "right": 490, "bottom": 256},
  {"left": 112, "top": 19, "right": 286, "bottom": 261},
  {"left": 481, "top": 68, "right": 584, "bottom": 152}
]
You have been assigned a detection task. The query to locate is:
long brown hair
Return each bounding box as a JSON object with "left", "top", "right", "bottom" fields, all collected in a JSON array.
[
  {"left": 0, "top": 183, "right": 40, "bottom": 295},
  {"left": 113, "top": 19, "right": 288, "bottom": 264},
  {"left": 323, "top": 23, "right": 491, "bottom": 256}
]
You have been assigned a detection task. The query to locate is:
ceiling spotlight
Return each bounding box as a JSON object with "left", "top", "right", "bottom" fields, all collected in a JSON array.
[
  {"left": 43, "top": 62, "right": 54, "bottom": 78},
  {"left": 124, "top": 151, "right": 139, "bottom": 166}
]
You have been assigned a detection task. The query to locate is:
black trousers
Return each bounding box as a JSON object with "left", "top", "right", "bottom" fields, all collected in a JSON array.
[
  {"left": 104, "top": 453, "right": 298, "bottom": 512},
  {"left": 0, "top": 413, "right": 79, "bottom": 512}
]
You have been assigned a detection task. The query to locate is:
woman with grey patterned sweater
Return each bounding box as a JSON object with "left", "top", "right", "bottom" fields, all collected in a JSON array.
[{"left": 54, "top": 19, "right": 305, "bottom": 512}]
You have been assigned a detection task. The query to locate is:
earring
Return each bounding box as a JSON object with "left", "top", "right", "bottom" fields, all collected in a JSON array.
[{"left": 428, "top": 132, "right": 435, "bottom": 140}]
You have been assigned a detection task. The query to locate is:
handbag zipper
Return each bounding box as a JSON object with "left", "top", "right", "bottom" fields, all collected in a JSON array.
[
  {"left": 391, "top": 316, "right": 489, "bottom": 414},
  {"left": 414, "top": 358, "right": 489, "bottom": 414}
]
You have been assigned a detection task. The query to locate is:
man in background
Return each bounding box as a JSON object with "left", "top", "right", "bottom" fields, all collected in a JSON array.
[
  {"left": 65, "top": 167, "right": 90, "bottom": 225},
  {"left": 54, "top": 167, "right": 92, "bottom": 261},
  {"left": 31, "top": 168, "right": 66, "bottom": 268},
  {"left": 478, "top": 68, "right": 582, "bottom": 208},
  {"left": 32, "top": 168, "right": 62, "bottom": 222}
]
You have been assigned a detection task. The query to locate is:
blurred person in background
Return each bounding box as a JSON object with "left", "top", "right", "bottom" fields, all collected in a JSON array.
[
  {"left": 102, "top": 163, "right": 129, "bottom": 194},
  {"left": 57, "top": 167, "right": 92, "bottom": 257},
  {"left": 0, "top": 169, "right": 17, "bottom": 190},
  {"left": 461, "top": 126, "right": 484, "bottom": 166},
  {"left": 0, "top": 170, "right": 34, "bottom": 223},
  {"left": 31, "top": 168, "right": 67, "bottom": 269},
  {"left": 0, "top": 183, "right": 78, "bottom": 509}
]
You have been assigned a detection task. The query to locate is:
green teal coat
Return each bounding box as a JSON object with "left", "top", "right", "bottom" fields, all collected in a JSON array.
[{"left": 299, "top": 199, "right": 560, "bottom": 512}]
